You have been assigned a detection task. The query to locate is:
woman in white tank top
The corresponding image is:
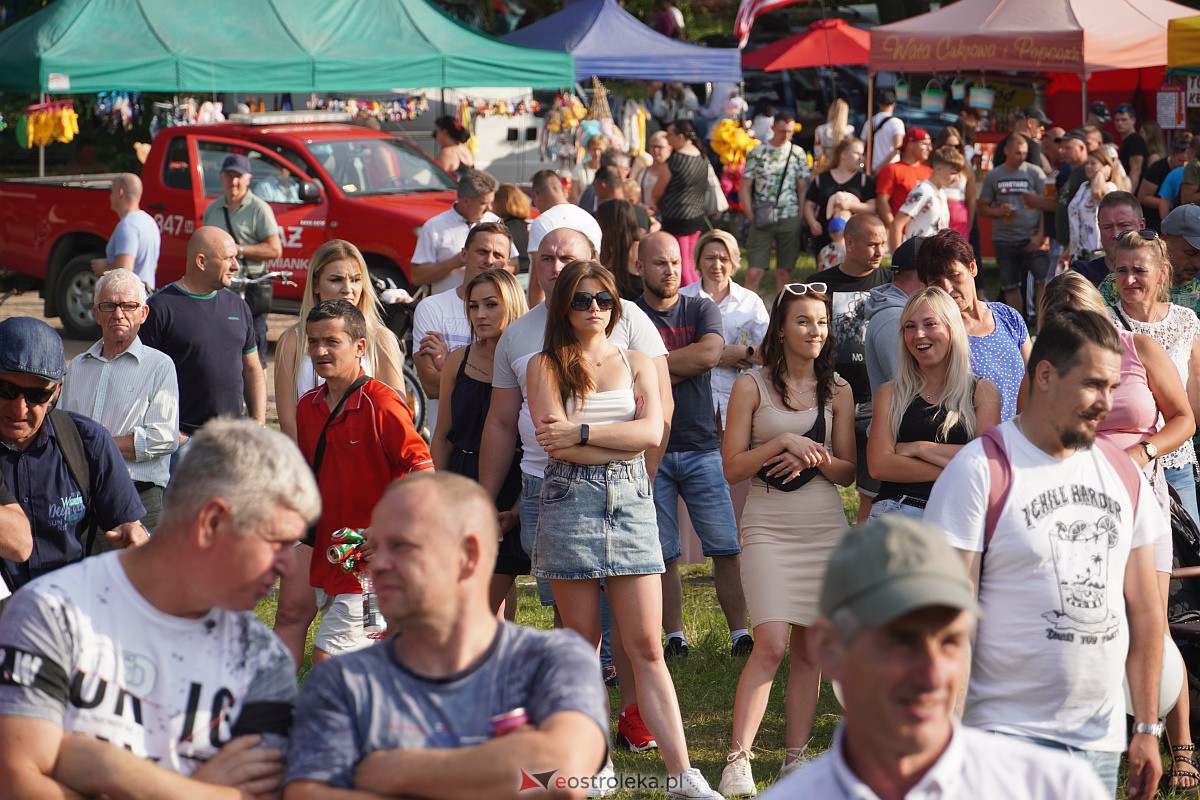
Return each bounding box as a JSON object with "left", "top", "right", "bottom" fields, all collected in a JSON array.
[{"left": 527, "top": 260, "right": 720, "bottom": 796}]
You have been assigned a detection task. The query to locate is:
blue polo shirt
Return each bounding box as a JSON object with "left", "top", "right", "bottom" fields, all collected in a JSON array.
[{"left": 0, "top": 412, "right": 145, "bottom": 588}]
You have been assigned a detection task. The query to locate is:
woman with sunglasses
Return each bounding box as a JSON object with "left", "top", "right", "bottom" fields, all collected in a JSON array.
[
  {"left": 431, "top": 269, "right": 529, "bottom": 617},
  {"left": 1110, "top": 229, "right": 1200, "bottom": 525},
  {"left": 866, "top": 286, "right": 1000, "bottom": 520},
  {"left": 719, "top": 282, "right": 855, "bottom": 796},
  {"left": 915, "top": 230, "right": 1030, "bottom": 422},
  {"left": 527, "top": 261, "right": 721, "bottom": 799}
]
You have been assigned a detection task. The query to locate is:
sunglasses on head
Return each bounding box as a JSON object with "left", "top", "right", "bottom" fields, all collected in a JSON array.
[
  {"left": 1117, "top": 230, "right": 1159, "bottom": 243},
  {"left": 774, "top": 282, "right": 828, "bottom": 309},
  {"left": 570, "top": 291, "right": 616, "bottom": 312},
  {"left": 0, "top": 378, "right": 56, "bottom": 406}
]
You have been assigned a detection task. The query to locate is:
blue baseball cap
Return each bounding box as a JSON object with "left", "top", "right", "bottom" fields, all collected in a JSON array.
[
  {"left": 0, "top": 317, "right": 65, "bottom": 383},
  {"left": 220, "top": 154, "right": 253, "bottom": 175}
]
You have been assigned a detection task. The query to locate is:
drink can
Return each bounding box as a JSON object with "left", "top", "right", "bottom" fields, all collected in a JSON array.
[
  {"left": 332, "top": 527, "right": 365, "bottom": 544},
  {"left": 327, "top": 542, "right": 357, "bottom": 565},
  {"left": 490, "top": 707, "right": 529, "bottom": 737}
]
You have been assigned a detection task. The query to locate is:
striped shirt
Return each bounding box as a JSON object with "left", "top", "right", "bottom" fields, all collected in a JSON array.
[{"left": 59, "top": 337, "right": 179, "bottom": 488}]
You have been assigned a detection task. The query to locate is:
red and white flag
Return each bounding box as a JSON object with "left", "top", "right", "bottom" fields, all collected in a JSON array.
[{"left": 734, "top": 0, "right": 809, "bottom": 48}]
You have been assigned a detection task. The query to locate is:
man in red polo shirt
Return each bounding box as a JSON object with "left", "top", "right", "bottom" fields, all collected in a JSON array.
[
  {"left": 874, "top": 128, "right": 933, "bottom": 237},
  {"left": 297, "top": 299, "right": 433, "bottom": 663}
]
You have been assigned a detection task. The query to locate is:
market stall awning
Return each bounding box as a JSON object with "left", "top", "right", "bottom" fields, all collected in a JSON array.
[
  {"left": 504, "top": 0, "right": 742, "bottom": 84},
  {"left": 0, "top": 0, "right": 574, "bottom": 93},
  {"left": 869, "top": 0, "right": 1196, "bottom": 79},
  {"left": 743, "top": 18, "right": 869, "bottom": 71}
]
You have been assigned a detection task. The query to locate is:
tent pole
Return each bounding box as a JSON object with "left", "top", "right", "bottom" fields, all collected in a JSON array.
[
  {"left": 866, "top": 79, "right": 874, "bottom": 176},
  {"left": 38, "top": 92, "right": 46, "bottom": 178},
  {"left": 1081, "top": 79, "right": 1087, "bottom": 128}
]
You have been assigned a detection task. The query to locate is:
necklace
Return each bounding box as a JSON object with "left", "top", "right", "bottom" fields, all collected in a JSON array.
[{"left": 466, "top": 359, "right": 490, "bottom": 379}]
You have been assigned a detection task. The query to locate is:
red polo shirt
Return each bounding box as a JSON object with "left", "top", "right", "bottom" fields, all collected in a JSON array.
[
  {"left": 876, "top": 160, "right": 932, "bottom": 218},
  {"left": 297, "top": 374, "right": 433, "bottom": 595}
]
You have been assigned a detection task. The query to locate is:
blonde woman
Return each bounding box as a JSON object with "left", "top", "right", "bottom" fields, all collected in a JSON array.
[
  {"left": 1068, "top": 148, "right": 1118, "bottom": 262},
  {"left": 812, "top": 98, "right": 854, "bottom": 165},
  {"left": 867, "top": 286, "right": 1000, "bottom": 518},
  {"left": 272, "top": 239, "right": 405, "bottom": 668},
  {"left": 432, "top": 269, "right": 529, "bottom": 616}
]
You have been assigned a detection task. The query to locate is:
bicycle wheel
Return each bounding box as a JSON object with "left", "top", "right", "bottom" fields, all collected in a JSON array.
[{"left": 402, "top": 364, "right": 428, "bottom": 438}]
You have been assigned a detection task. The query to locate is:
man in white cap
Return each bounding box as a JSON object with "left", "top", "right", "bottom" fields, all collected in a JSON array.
[{"left": 761, "top": 515, "right": 1109, "bottom": 799}]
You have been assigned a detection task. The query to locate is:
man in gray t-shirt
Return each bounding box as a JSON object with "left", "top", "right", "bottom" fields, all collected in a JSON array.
[
  {"left": 978, "top": 133, "right": 1048, "bottom": 313},
  {"left": 285, "top": 474, "right": 609, "bottom": 797}
]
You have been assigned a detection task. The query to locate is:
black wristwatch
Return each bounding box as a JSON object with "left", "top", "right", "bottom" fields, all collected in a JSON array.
[{"left": 579, "top": 423, "right": 590, "bottom": 446}]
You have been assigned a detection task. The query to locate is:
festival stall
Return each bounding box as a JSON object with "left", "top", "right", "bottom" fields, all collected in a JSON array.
[{"left": 503, "top": 0, "right": 742, "bottom": 84}]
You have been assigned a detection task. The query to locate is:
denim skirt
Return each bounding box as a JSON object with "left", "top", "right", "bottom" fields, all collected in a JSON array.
[{"left": 532, "top": 455, "right": 665, "bottom": 579}]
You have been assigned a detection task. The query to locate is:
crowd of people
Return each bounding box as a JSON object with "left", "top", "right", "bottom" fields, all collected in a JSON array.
[{"left": 0, "top": 88, "right": 1197, "bottom": 800}]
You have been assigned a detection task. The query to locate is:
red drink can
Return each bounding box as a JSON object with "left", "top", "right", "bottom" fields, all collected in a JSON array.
[{"left": 490, "top": 707, "right": 529, "bottom": 737}]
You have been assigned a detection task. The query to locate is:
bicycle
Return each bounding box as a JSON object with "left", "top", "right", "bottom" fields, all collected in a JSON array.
[{"left": 372, "top": 278, "right": 429, "bottom": 438}]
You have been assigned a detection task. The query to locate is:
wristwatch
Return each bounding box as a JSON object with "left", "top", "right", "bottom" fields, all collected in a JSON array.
[
  {"left": 1133, "top": 721, "right": 1165, "bottom": 737},
  {"left": 1141, "top": 441, "right": 1158, "bottom": 460},
  {"left": 579, "top": 424, "right": 590, "bottom": 447},
  {"left": 746, "top": 345, "right": 755, "bottom": 359}
]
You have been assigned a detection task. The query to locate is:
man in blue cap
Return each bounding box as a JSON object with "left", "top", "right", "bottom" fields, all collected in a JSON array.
[{"left": 0, "top": 317, "right": 146, "bottom": 595}]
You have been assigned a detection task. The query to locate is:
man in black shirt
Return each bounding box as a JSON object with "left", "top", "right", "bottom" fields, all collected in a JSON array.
[
  {"left": 810, "top": 214, "right": 893, "bottom": 521},
  {"left": 1115, "top": 104, "right": 1149, "bottom": 193}
]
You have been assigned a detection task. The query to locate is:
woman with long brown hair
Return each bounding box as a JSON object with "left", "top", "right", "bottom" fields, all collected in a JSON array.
[
  {"left": 719, "top": 283, "right": 856, "bottom": 795},
  {"left": 527, "top": 260, "right": 721, "bottom": 798}
]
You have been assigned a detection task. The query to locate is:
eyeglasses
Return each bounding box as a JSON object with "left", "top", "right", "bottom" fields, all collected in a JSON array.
[
  {"left": 96, "top": 301, "right": 142, "bottom": 314},
  {"left": 570, "top": 291, "right": 616, "bottom": 312},
  {"left": 0, "top": 378, "right": 56, "bottom": 406},
  {"left": 774, "top": 282, "right": 828, "bottom": 309}
]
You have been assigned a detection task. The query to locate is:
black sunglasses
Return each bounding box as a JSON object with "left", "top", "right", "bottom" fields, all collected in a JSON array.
[
  {"left": 0, "top": 378, "right": 56, "bottom": 406},
  {"left": 1117, "top": 230, "right": 1159, "bottom": 242},
  {"left": 570, "top": 291, "right": 616, "bottom": 312}
]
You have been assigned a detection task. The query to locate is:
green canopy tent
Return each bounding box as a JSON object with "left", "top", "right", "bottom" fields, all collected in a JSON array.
[{"left": 0, "top": 0, "right": 574, "bottom": 92}]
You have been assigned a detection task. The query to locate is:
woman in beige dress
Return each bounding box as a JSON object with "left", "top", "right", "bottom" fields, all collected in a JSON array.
[{"left": 719, "top": 283, "right": 856, "bottom": 796}]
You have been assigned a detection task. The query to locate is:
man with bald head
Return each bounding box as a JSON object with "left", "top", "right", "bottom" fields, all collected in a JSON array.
[
  {"left": 635, "top": 233, "right": 750, "bottom": 658},
  {"left": 90, "top": 173, "right": 161, "bottom": 290},
  {"left": 141, "top": 227, "right": 266, "bottom": 457},
  {"left": 285, "top": 473, "right": 609, "bottom": 799}
]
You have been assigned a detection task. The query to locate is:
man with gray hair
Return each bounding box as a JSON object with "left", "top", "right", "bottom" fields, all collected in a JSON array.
[
  {"left": 0, "top": 418, "right": 320, "bottom": 798},
  {"left": 60, "top": 269, "right": 179, "bottom": 529},
  {"left": 759, "top": 516, "right": 1109, "bottom": 799},
  {"left": 89, "top": 172, "right": 162, "bottom": 290},
  {"left": 411, "top": 168, "right": 516, "bottom": 294}
]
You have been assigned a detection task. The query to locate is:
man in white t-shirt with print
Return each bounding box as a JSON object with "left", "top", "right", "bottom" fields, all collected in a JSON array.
[
  {"left": 888, "top": 145, "right": 965, "bottom": 252},
  {"left": 412, "top": 222, "right": 513, "bottom": 431},
  {"left": 924, "top": 309, "right": 1165, "bottom": 800}
]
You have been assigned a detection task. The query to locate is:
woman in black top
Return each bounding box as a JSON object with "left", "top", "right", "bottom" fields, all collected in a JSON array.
[
  {"left": 803, "top": 136, "right": 877, "bottom": 256},
  {"left": 649, "top": 119, "right": 709, "bottom": 285},
  {"left": 866, "top": 286, "right": 1000, "bottom": 518},
  {"left": 430, "top": 269, "right": 529, "bottom": 615}
]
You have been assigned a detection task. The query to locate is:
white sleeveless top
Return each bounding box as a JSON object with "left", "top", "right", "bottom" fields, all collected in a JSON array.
[{"left": 567, "top": 350, "right": 636, "bottom": 424}]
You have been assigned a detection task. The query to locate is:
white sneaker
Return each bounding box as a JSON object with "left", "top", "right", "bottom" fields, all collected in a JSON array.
[
  {"left": 718, "top": 751, "right": 757, "bottom": 797},
  {"left": 668, "top": 767, "right": 724, "bottom": 799},
  {"left": 587, "top": 762, "right": 616, "bottom": 798},
  {"left": 778, "top": 746, "right": 810, "bottom": 780}
]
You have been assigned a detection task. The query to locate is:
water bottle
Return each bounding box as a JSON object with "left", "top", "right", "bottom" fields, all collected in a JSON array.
[{"left": 359, "top": 574, "right": 386, "bottom": 638}]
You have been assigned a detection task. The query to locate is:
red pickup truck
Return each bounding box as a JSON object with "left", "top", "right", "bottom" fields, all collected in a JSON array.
[{"left": 0, "top": 113, "right": 456, "bottom": 337}]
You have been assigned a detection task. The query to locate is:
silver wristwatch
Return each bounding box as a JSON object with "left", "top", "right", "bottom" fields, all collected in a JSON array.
[{"left": 1132, "top": 720, "right": 1165, "bottom": 738}]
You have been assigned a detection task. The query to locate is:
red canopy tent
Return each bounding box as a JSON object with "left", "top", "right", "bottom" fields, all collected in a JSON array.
[{"left": 742, "top": 17, "right": 869, "bottom": 71}]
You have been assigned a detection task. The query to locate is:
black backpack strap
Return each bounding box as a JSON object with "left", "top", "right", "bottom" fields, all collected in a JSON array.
[{"left": 49, "top": 409, "right": 95, "bottom": 554}]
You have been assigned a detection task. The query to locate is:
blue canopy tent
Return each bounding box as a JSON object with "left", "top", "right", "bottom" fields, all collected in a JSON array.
[{"left": 504, "top": 0, "right": 742, "bottom": 83}]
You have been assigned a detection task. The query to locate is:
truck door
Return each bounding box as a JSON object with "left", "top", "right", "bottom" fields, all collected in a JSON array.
[{"left": 190, "top": 136, "right": 329, "bottom": 305}]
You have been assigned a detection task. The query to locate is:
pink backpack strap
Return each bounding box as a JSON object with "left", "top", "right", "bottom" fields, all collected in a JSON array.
[
  {"left": 981, "top": 426, "right": 1011, "bottom": 552},
  {"left": 1092, "top": 437, "right": 1142, "bottom": 508}
]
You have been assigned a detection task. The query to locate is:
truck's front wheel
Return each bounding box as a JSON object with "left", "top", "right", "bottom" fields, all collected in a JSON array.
[{"left": 57, "top": 255, "right": 101, "bottom": 340}]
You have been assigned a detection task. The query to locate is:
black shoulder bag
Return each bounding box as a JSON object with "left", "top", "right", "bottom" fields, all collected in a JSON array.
[
  {"left": 753, "top": 144, "right": 793, "bottom": 230},
  {"left": 756, "top": 404, "right": 827, "bottom": 492}
]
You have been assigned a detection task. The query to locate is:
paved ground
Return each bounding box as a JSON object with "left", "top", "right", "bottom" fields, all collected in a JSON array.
[{"left": 0, "top": 290, "right": 295, "bottom": 427}]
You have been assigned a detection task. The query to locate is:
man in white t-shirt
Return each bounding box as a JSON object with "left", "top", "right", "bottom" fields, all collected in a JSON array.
[
  {"left": 756, "top": 515, "right": 1109, "bottom": 800},
  {"left": 924, "top": 310, "right": 1165, "bottom": 800},
  {"left": 410, "top": 169, "right": 517, "bottom": 295},
  {"left": 0, "top": 419, "right": 320, "bottom": 798},
  {"left": 861, "top": 88, "right": 904, "bottom": 175},
  {"left": 888, "top": 145, "right": 965, "bottom": 252},
  {"left": 412, "top": 222, "right": 513, "bottom": 431}
]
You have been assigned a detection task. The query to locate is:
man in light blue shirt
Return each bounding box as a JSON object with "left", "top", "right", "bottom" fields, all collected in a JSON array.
[{"left": 90, "top": 173, "right": 161, "bottom": 290}]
